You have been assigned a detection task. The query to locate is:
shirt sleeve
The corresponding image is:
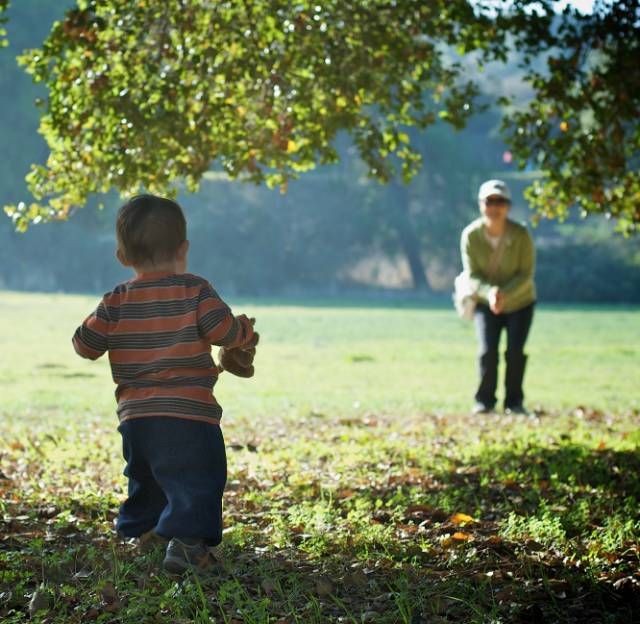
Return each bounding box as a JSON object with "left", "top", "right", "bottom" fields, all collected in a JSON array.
[
  {"left": 461, "top": 229, "right": 494, "bottom": 301},
  {"left": 502, "top": 229, "right": 535, "bottom": 301},
  {"left": 72, "top": 298, "right": 109, "bottom": 360},
  {"left": 196, "top": 282, "right": 255, "bottom": 348}
]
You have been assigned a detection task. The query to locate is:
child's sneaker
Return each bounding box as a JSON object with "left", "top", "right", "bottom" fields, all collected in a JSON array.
[
  {"left": 162, "top": 538, "right": 220, "bottom": 575},
  {"left": 138, "top": 529, "right": 168, "bottom": 553}
]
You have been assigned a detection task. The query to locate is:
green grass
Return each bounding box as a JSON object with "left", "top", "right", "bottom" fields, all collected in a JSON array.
[
  {"left": 1, "top": 291, "right": 638, "bottom": 426},
  {"left": 1, "top": 290, "right": 639, "bottom": 623}
]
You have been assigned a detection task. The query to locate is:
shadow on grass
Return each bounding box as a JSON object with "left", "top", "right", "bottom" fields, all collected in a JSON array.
[
  {"left": 1, "top": 435, "right": 638, "bottom": 623},
  {"left": 303, "top": 442, "right": 640, "bottom": 623},
  {"left": 414, "top": 443, "right": 640, "bottom": 623}
]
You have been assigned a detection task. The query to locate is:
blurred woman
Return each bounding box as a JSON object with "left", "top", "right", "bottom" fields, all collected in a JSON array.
[{"left": 459, "top": 179, "right": 536, "bottom": 415}]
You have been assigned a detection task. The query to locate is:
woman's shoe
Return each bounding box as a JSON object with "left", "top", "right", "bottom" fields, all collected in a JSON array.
[
  {"left": 472, "top": 402, "right": 494, "bottom": 414},
  {"left": 504, "top": 404, "right": 529, "bottom": 416}
]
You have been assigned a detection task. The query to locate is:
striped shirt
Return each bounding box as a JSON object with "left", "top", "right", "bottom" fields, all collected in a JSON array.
[{"left": 72, "top": 271, "right": 254, "bottom": 425}]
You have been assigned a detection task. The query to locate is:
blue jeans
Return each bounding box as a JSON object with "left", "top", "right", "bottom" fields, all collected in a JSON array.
[
  {"left": 116, "top": 417, "right": 227, "bottom": 546},
  {"left": 473, "top": 302, "right": 534, "bottom": 409}
]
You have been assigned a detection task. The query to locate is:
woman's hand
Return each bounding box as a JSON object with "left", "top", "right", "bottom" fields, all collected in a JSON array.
[{"left": 489, "top": 287, "right": 505, "bottom": 314}]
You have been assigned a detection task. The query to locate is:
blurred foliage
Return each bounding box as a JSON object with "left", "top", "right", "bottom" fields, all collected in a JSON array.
[
  {"left": 0, "top": 1, "right": 64, "bottom": 200},
  {"left": 0, "top": 1, "right": 8, "bottom": 48},
  {"left": 501, "top": 0, "right": 640, "bottom": 234},
  {"left": 535, "top": 222, "right": 640, "bottom": 302},
  {"left": 4, "top": 0, "right": 494, "bottom": 230},
  {"left": 0, "top": 1, "right": 638, "bottom": 299},
  {"left": 2, "top": 0, "right": 637, "bottom": 233},
  {"left": 0, "top": 0, "right": 9, "bottom": 48}
]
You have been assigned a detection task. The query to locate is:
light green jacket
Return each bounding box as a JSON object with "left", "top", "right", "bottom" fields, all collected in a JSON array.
[{"left": 460, "top": 218, "right": 536, "bottom": 313}]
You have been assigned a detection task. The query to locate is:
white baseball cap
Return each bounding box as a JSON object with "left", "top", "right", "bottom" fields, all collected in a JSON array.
[{"left": 478, "top": 179, "right": 511, "bottom": 202}]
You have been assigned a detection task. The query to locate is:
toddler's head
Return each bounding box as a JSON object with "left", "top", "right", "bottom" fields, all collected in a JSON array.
[{"left": 116, "top": 194, "right": 187, "bottom": 272}]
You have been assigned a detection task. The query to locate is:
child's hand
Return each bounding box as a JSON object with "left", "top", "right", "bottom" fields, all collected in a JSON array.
[
  {"left": 218, "top": 347, "right": 255, "bottom": 377},
  {"left": 218, "top": 318, "right": 259, "bottom": 377},
  {"left": 245, "top": 318, "right": 259, "bottom": 348}
]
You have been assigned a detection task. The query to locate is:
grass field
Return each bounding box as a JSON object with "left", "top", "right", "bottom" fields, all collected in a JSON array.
[
  {"left": 1, "top": 290, "right": 639, "bottom": 623},
  {"left": 2, "top": 291, "right": 639, "bottom": 425}
]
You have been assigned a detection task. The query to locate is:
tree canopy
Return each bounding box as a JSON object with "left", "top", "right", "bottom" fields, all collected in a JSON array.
[
  {"left": 0, "top": 1, "right": 8, "bottom": 47},
  {"left": 502, "top": 0, "right": 640, "bottom": 233},
  {"left": 2, "top": 0, "right": 639, "bottom": 233}
]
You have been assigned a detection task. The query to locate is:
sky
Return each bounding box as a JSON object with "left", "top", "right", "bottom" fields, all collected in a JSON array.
[
  {"left": 477, "top": 0, "right": 597, "bottom": 14},
  {"left": 556, "top": 0, "right": 595, "bottom": 12}
]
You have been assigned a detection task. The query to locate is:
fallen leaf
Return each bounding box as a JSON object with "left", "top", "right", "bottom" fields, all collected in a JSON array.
[
  {"left": 450, "top": 512, "right": 475, "bottom": 526},
  {"left": 442, "top": 532, "right": 473, "bottom": 547},
  {"left": 335, "top": 488, "right": 355, "bottom": 499},
  {"left": 405, "top": 504, "right": 432, "bottom": 514},
  {"left": 613, "top": 576, "right": 637, "bottom": 591},
  {"left": 103, "top": 600, "right": 123, "bottom": 613},
  {"left": 525, "top": 539, "right": 545, "bottom": 552},
  {"left": 405, "top": 505, "right": 447, "bottom": 522},
  {"left": 73, "top": 568, "right": 92, "bottom": 580},
  {"left": 344, "top": 570, "right": 368, "bottom": 588},
  {"left": 100, "top": 583, "right": 118, "bottom": 604},
  {"left": 396, "top": 522, "right": 419, "bottom": 536},
  {"left": 315, "top": 577, "right": 334, "bottom": 597}
]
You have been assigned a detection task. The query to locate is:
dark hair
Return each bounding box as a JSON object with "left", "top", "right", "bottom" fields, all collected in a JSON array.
[{"left": 116, "top": 194, "right": 186, "bottom": 266}]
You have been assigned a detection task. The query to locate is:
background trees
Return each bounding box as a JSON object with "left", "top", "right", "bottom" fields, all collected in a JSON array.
[
  {"left": 0, "top": 0, "right": 638, "bottom": 299},
  {"left": 1, "top": 0, "right": 638, "bottom": 233},
  {"left": 501, "top": 0, "right": 640, "bottom": 234}
]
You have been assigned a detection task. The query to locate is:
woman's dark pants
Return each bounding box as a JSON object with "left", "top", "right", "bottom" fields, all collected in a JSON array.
[
  {"left": 473, "top": 302, "right": 534, "bottom": 409},
  {"left": 116, "top": 417, "right": 227, "bottom": 546}
]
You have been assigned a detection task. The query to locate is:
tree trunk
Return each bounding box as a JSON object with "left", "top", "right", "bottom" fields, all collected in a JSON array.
[{"left": 389, "top": 180, "right": 430, "bottom": 292}]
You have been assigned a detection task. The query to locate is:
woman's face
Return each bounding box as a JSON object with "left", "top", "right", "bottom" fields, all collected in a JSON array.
[{"left": 479, "top": 194, "right": 510, "bottom": 223}]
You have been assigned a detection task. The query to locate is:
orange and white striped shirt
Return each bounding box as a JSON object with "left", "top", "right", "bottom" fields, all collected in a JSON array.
[{"left": 72, "top": 272, "right": 254, "bottom": 425}]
